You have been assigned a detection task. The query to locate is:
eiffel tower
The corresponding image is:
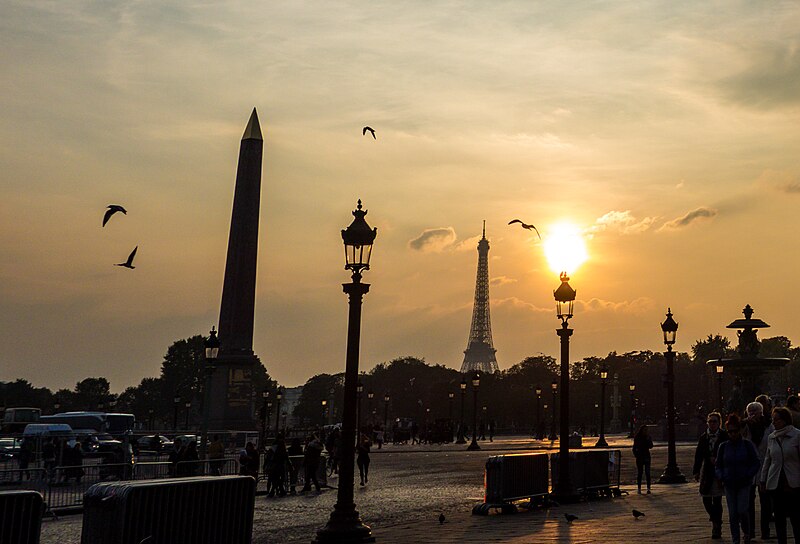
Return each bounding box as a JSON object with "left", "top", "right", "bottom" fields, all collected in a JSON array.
[{"left": 460, "top": 222, "right": 499, "bottom": 374}]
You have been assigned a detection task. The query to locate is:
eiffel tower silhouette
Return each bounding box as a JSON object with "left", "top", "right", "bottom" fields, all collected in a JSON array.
[{"left": 460, "top": 221, "right": 499, "bottom": 374}]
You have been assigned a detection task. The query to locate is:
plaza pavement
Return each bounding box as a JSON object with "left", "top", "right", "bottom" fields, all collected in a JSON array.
[{"left": 39, "top": 434, "right": 794, "bottom": 543}]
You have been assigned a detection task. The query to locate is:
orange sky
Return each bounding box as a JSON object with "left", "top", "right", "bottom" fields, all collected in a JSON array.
[{"left": 2, "top": 2, "right": 800, "bottom": 392}]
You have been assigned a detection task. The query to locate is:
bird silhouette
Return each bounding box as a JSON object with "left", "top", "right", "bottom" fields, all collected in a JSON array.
[
  {"left": 362, "top": 126, "right": 376, "bottom": 139},
  {"left": 438, "top": 513, "right": 445, "bottom": 525},
  {"left": 564, "top": 513, "right": 579, "bottom": 523},
  {"left": 102, "top": 204, "right": 127, "bottom": 227},
  {"left": 508, "top": 219, "right": 541, "bottom": 239},
  {"left": 115, "top": 246, "right": 138, "bottom": 269},
  {"left": 632, "top": 509, "right": 645, "bottom": 519}
]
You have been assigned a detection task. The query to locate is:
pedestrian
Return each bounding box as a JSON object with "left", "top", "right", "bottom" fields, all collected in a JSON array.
[
  {"left": 357, "top": 432, "right": 371, "bottom": 486},
  {"left": 16, "top": 439, "right": 33, "bottom": 481},
  {"left": 489, "top": 419, "right": 495, "bottom": 442},
  {"left": 742, "top": 400, "right": 773, "bottom": 540},
  {"left": 42, "top": 438, "right": 57, "bottom": 482},
  {"left": 62, "top": 442, "right": 84, "bottom": 484},
  {"left": 287, "top": 437, "right": 303, "bottom": 494},
  {"left": 325, "top": 427, "right": 340, "bottom": 476},
  {"left": 168, "top": 439, "right": 182, "bottom": 477},
  {"left": 759, "top": 406, "right": 800, "bottom": 544},
  {"left": 238, "top": 442, "right": 259, "bottom": 480},
  {"left": 207, "top": 435, "right": 226, "bottom": 476},
  {"left": 182, "top": 440, "right": 199, "bottom": 476},
  {"left": 300, "top": 434, "right": 323, "bottom": 493},
  {"left": 269, "top": 435, "right": 289, "bottom": 497},
  {"left": 632, "top": 424, "right": 654, "bottom": 494},
  {"left": 376, "top": 428, "right": 384, "bottom": 450},
  {"left": 693, "top": 411, "right": 728, "bottom": 540},
  {"left": 786, "top": 395, "right": 800, "bottom": 428},
  {"left": 716, "top": 413, "right": 761, "bottom": 544}
]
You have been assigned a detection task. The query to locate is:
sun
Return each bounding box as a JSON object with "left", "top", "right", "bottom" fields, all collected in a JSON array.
[{"left": 542, "top": 222, "right": 588, "bottom": 275}]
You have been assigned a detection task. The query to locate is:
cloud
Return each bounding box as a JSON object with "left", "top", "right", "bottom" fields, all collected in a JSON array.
[
  {"left": 490, "top": 276, "right": 517, "bottom": 287},
  {"left": 408, "top": 227, "right": 457, "bottom": 252},
  {"left": 757, "top": 169, "right": 800, "bottom": 194},
  {"left": 578, "top": 297, "right": 655, "bottom": 315},
  {"left": 658, "top": 207, "right": 717, "bottom": 231},
  {"left": 589, "top": 210, "right": 657, "bottom": 235},
  {"left": 453, "top": 235, "right": 482, "bottom": 252},
  {"left": 718, "top": 43, "right": 800, "bottom": 110}
]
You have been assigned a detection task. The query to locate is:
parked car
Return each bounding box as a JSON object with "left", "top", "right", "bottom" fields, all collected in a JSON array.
[
  {"left": 135, "top": 434, "right": 174, "bottom": 454},
  {"left": 0, "top": 437, "right": 21, "bottom": 461}
]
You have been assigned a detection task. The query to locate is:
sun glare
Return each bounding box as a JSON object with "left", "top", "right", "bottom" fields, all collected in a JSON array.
[{"left": 543, "top": 223, "right": 588, "bottom": 275}]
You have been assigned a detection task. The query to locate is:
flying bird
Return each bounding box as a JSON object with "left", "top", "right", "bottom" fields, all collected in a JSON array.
[
  {"left": 508, "top": 219, "right": 541, "bottom": 240},
  {"left": 564, "top": 513, "right": 579, "bottom": 523},
  {"left": 115, "top": 246, "right": 138, "bottom": 269},
  {"left": 102, "top": 205, "right": 127, "bottom": 227},
  {"left": 438, "top": 513, "right": 445, "bottom": 525},
  {"left": 362, "top": 126, "right": 376, "bottom": 139},
  {"left": 632, "top": 509, "right": 645, "bottom": 520}
]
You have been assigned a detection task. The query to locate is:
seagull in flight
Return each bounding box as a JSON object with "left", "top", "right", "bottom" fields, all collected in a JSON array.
[
  {"left": 508, "top": 219, "right": 541, "bottom": 240},
  {"left": 103, "top": 204, "right": 127, "bottom": 227},
  {"left": 362, "top": 126, "right": 376, "bottom": 139},
  {"left": 115, "top": 246, "right": 138, "bottom": 269}
]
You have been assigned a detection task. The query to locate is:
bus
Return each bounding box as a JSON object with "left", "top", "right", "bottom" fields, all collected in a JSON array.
[
  {"left": 1, "top": 407, "right": 41, "bottom": 434},
  {"left": 40, "top": 412, "right": 135, "bottom": 436}
]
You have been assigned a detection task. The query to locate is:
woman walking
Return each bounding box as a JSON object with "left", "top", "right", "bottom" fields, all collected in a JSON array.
[
  {"left": 715, "top": 413, "right": 761, "bottom": 544},
  {"left": 356, "top": 432, "right": 371, "bottom": 486},
  {"left": 693, "top": 412, "right": 728, "bottom": 539},
  {"left": 759, "top": 407, "right": 800, "bottom": 544},
  {"left": 632, "top": 425, "right": 654, "bottom": 494}
]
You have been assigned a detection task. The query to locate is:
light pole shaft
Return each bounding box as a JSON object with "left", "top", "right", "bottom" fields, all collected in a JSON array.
[
  {"left": 200, "top": 366, "right": 213, "bottom": 458},
  {"left": 599, "top": 380, "right": 607, "bottom": 443},
  {"left": 557, "top": 323, "right": 573, "bottom": 495},
  {"left": 666, "top": 350, "right": 677, "bottom": 469},
  {"left": 458, "top": 391, "right": 465, "bottom": 442},
  {"left": 536, "top": 396, "right": 540, "bottom": 438},
  {"left": 274, "top": 398, "right": 281, "bottom": 436}
]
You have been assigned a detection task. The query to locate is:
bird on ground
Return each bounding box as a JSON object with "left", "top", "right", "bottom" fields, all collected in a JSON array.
[
  {"left": 632, "top": 509, "right": 645, "bottom": 520},
  {"left": 564, "top": 513, "right": 579, "bottom": 523},
  {"left": 438, "top": 513, "right": 445, "bottom": 525},
  {"left": 362, "top": 126, "right": 376, "bottom": 139},
  {"left": 115, "top": 246, "right": 138, "bottom": 269},
  {"left": 508, "top": 219, "right": 541, "bottom": 239},
  {"left": 102, "top": 204, "right": 127, "bottom": 227}
]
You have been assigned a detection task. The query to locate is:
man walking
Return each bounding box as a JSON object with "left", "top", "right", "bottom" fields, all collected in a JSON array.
[{"left": 694, "top": 412, "right": 728, "bottom": 539}]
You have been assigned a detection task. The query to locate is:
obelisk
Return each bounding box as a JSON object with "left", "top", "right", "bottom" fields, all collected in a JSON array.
[{"left": 209, "top": 108, "right": 263, "bottom": 430}]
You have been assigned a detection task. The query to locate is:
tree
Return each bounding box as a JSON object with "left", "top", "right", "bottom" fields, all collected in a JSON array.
[{"left": 73, "top": 377, "right": 111, "bottom": 410}]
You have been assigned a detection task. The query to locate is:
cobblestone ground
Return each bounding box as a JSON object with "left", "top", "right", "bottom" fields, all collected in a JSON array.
[{"left": 38, "top": 435, "right": 794, "bottom": 543}]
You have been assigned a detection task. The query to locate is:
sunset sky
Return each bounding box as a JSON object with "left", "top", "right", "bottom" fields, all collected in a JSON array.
[{"left": 2, "top": 2, "right": 800, "bottom": 393}]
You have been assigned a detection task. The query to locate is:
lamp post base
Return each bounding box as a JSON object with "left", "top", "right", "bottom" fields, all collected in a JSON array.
[
  {"left": 313, "top": 508, "right": 375, "bottom": 543},
  {"left": 466, "top": 440, "right": 481, "bottom": 451},
  {"left": 657, "top": 465, "right": 687, "bottom": 484},
  {"left": 455, "top": 437, "right": 466, "bottom": 444},
  {"left": 594, "top": 437, "right": 608, "bottom": 448}
]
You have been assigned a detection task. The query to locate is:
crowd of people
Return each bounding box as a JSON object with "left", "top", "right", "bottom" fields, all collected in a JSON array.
[{"left": 690, "top": 394, "right": 800, "bottom": 544}]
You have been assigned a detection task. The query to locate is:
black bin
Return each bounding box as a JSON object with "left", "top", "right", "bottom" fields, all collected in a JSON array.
[{"left": 0, "top": 490, "right": 44, "bottom": 544}]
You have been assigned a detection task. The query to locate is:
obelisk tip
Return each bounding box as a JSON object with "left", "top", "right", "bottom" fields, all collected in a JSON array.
[{"left": 242, "top": 108, "right": 262, "bottom": 141}]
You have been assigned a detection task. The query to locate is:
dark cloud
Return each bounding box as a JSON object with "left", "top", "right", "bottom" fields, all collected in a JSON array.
[
  {"left": 719, "top": 45, "right": 800, "bottom": 109},
  {"left": 658, "top": 207, "right": 717, "bottom": 231},
  {"left": 408, "top": 227, "right": 457, "bottom": 252}
]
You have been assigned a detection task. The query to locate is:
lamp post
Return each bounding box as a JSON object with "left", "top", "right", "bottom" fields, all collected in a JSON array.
[
  {"left": 148, "top": 409, "right": 154, "bottom": 431},
  {"left": 658, "top": 309, "right": 686, "bottom": 483},
  {"left": 383, "top": 393, "right": 390, "bottom": 429},
  {"left": 629, "top": 383, "right": 636, "bottom": 437},
  {"left": 448, "top": 391, "right": 454, "bottom": 421},
  {"left": 184, "top": 401, "right": 191, "bottom": 430},
  {"left": 549, "top": 381, "right": 558, "bottom": 441},
  {"left": 367, "top": 391, "right": 374, "bottom": 426},
  {"left": 535, "top": 385, "right": 542, "bottom": 439},
  {"left": 53, "top": 402, "right": 60, "bottom": 414},
  {"left": 356, "top": 382, "right": 363, "bottom": 435},
  {"left": 321, "top": 400, "right": 328, "bottom": 427},
  {"left": 715, "top": 364, "right": 724, "bottom": 411},
  {"left": 595, "top": 366, "right": 609, "bottom": 447},
  {"left": 173, "top": 396, "right": 181, "bottom": 431},
  {"left": 467, "top": 373, "right": 481, "bottom": 451},
  {"left": 456, "top": 380, "right": 467, "bottom": 444},
  {"left": 315, "top": 199, "right": 377, "bottom": 544},
  {"left": 261, "top": 390, "right": 270, "bottom": 446},
  {"left": 200, "top": 326, "right": 220, "bottom": 459},
  {"left": 266, "top": 401, "right": 273, "bottom": 439},
  {"left": 275, "top": 387, "right": 283, "bottom": 436},
  {"left": 553, "top": 272, "right": 577, "bottom": 500}
]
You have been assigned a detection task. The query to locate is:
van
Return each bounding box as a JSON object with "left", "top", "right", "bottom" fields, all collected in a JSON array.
[{"left": 22, "top": 423, "right": 74, "bottom": 437}]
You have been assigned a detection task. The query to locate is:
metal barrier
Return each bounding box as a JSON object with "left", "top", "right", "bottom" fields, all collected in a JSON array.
[
  {"left": 0, "top": 490, "right": 45, "bottom": 544},
  {"left": 472, "top": 453, "right": 549, "bottom": 515},
  {"left": 550, "top": 449, "right": 623, "bottom": 498},
  {"left": 81, "top": 476, "right": 256, "bottom": 544}
]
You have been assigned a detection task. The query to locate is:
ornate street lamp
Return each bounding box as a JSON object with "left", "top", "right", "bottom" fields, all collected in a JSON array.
[
  {"left": 595, "top": 365, "right": 609, "bottom": 447},
  {"left": 629, "top": 383, "right": 636, "bottom": 438},
  {"left": 200, "top": 326, "right": 220, "bottom": 458},
  {"left": 148, "top": 408, "right": 154, "bottom": 431},
  {"left": 448, "top": 391, "right": 455, "bottom": 420},
  {"left": 315, "top": 200, "right": 377, "bottom": 544},
  {"left": 321, "top": 399, "right": 328, "bottom": 427},
  {"left": 549, "top": 381, "right": 558, "bottom": 440},
  {"left": 467, "top": 373, "right": 481, "bottom": 451},
  {"left": 261, "top": 390, "right": 270, "bottom": 446},
  {"left": 53, "top": 402, "right": 61, "bottom": 413},
  {"left": 456, "top": 379, "right": 467, "bottom": 444},
  {"left": 173, "top": 396, "right": 181, "bottom": 431},
  {"left": 715, "top": 364, "right": 724, "bottom": 411},
  {"left": 275, "top": 387, "right": 283, "bottom": 436},
  {"left": 553, "top": 272, "right": 577, "bottom": 500},
  {"left": 356, "top": 382, "right": 364, "bottom": 435},
  {"left": 658, "top": 308, "right": 686, "bottom": 483},
  {"left": 184, "top": 401, "right": 191, "bottom": 430},
  {"left": 535, "top": 385, "right": 543, "bottom": 439},
  {"left": 367, "top": 391, "right": 374, "bottom": 424},
  {"left": 383, "top": 393, "right": 390, "bottom": 429}
]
